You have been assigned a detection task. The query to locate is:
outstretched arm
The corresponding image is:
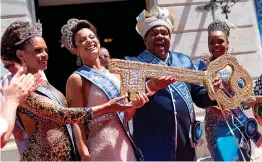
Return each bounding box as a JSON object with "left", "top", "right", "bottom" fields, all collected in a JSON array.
[
  {"left": 191, "top": 83, "right": 217, "bottom": 108},
  {"left": 19, "top": 93, "right": 93, "bottom": 125},
  {"left": 191, "top": 59, "right": 217, "bottom": 108},
  {"left": 19, "top": 89, "right": 136, "bottom": 126}
]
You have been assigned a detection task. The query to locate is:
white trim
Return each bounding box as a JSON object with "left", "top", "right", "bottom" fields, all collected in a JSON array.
[{"left": 27, "top": 0, "right": 37, "bottom": 24}]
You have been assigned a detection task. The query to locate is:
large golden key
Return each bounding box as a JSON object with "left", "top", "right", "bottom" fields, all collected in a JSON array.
[{"left": 108, "top": 54, "right": 253, "bottom": 110}]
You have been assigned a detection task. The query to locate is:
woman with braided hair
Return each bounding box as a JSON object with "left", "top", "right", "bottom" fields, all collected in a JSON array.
[
  {"left": 1, "top": 21, "right": 148, "bottom": 161},
  {"left": 195, "top": 19, "right": 253, "bottom": 161}
]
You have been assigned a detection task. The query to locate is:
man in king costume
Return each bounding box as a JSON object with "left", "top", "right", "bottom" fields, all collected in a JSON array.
[{"left": 125, "top": 5, "right": 218, "bottom": 161}]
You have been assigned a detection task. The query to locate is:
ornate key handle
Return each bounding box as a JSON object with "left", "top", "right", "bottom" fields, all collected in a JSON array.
[
  {"left": 205, "top": 54, "right": 253, "bottom": 109},
  {"left": 108, "top": 54, "right": 253, "bottom": 109}
]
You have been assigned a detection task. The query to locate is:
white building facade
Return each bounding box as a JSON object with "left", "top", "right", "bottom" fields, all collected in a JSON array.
[{"left": 1, "top": 0, "right": 261, "bottom": 160}]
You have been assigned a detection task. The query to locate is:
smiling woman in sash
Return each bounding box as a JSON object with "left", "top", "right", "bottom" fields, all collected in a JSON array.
[
  {"left": 197, "top": 19, "right": 262, "bottom": 161},
  {"left": 60, "top": 19, "right": 148, "bottom": 161},
  {"left": 1, "top": 21, "right": 142, "bottom": 161}
]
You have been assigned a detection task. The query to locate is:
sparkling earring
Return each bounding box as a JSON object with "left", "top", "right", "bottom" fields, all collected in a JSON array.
[
  {"left": 76, "top": 55, "right": 82, "bottom": 66},
  {"left": 21, "top": 60, "right": 28, "bottom": 73}
]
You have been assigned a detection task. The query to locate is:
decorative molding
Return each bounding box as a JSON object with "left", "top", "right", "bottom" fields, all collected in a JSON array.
[
  {"left": 191, "top": 50, "right": 258, "bottom": 60},
  {"left": 230, "top": 50, "right": 258, "bottom": 56},
  {"left": 158, "top": 0, "right": 248, "bottom": 7},
  {"left": 38, "top": 0, "right": 127, "bottom": 6},
  {"left": 172, "top": 24, "right": 254, "bottom": 34},
  {"left": 159, "top": 1, "right": 209, "bottom": 7},
  {"left": 1, "top": 14, "right": 27, "bottom": 19}
]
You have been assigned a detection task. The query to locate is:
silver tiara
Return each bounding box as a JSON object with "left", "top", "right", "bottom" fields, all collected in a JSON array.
[
  {"left": 15, "top": 23, "right": 42, "bottom": 45},
  {"left": 61, "top": 18, "right": 80, "bottom": 52},
  {"left": 208, "top": 19, "right": 230, "bottom": 36}
]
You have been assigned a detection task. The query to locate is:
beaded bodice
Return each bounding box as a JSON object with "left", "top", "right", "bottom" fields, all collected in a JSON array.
[
  {"left": 85, "top": 69, "right": 137, "bottom": 161},
  {"left": 17, "top": 83, "right": 92, "bottom": 161}
]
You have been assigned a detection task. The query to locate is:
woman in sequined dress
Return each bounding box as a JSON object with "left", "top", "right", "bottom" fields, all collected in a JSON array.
[
  {"left": 1, "top": 21, "right": 146, "bottom": 161},
  {"left": 61, "top": 19, "right": 148, "bottom": 161},
  {"left": 197, "top": 19, "right": 251, "bottom": 161}
]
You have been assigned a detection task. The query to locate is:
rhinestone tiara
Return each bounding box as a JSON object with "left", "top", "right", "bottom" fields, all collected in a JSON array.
[
  {"left": 14, "top": 22, "right": 42, "bottom": 45},
  {"left": 60, "top": 18, "right": 80, "bottom": 52},
  {"left": 208, "top": 19, "right": 230, "bottom": 36}
]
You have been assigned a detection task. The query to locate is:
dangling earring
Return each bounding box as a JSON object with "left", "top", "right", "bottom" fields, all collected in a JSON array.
[
  {"left": 21, "top": 60, "right": 28, "bottom": 73},
  {"left": 226, "top": 45, "right": 229, "bottom": 54},
  {"left": 76, "top": 55, "right": 82, "bottom": 66}
]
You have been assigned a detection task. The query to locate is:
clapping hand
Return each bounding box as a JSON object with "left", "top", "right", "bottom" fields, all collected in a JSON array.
[{"left": 1, "top": 67, "right": 42, "bottom": 105}]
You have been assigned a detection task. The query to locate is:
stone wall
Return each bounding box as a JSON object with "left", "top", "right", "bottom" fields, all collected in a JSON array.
[
  {"left": 1, "top": 0, "right": 36, "bottom": 76},
  {"left": 150, "top": 0, "right": 262, "bottom": 116},
  {"left": 150, "top": 0, "right": 262, "bottom": 158}
]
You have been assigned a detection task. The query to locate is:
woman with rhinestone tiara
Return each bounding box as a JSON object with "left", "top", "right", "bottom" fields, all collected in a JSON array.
[
  {"left": 1, "top": 21, "right": 147, "bottom": 161},
  {"left": 195, "top": 19, "right": 255, "bottom": 161},
  {"left": 60, "top": 18, "right": 148, "bottom": 161}
]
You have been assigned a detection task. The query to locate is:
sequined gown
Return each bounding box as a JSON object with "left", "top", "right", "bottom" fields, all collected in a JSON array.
[
  {"left": 17, "top": 83, "right": 92, "bottom": 161},
  {"left": 85, "top": 69, "right": 137, "bottom": 161},
  {"left": 204, "top": 68, "right": 250, "bottom": 161}
]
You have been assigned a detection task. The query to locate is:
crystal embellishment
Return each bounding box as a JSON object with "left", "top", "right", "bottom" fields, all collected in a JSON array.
[{"left": 108, "top": 54, "right": 253, "bottom": 110}]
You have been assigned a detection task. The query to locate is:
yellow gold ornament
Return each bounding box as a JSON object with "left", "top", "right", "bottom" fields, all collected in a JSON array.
[{"left": 108, "top": 54, "right": 253, "bottom": 110}]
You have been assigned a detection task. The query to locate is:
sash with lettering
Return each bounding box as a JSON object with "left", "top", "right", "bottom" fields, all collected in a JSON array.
[
  {"left": 36, "top": 85, "right": 78, "bottom": 160},
  {"left": 125, "top": 51, "right": 195, "bottom": 123},
  {"left": 74, "top": 65, "right": 144, "bottom": 161},
  {"left": 125, "top": 51, "right": 204, "bottom": 147}
]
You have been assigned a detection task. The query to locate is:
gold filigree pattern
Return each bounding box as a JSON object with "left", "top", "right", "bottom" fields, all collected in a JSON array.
[{"left": 109, "top": 54, "right": 252, "bottom": 110}]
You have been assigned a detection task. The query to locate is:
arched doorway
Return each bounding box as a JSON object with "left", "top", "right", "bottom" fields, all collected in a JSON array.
[{"left": 35, "top": 0, "right": 146, "bottom": 93}]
